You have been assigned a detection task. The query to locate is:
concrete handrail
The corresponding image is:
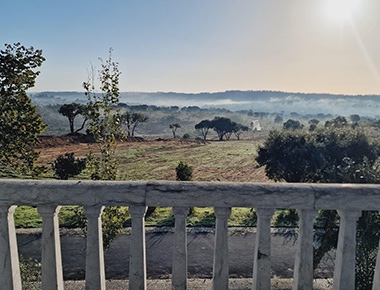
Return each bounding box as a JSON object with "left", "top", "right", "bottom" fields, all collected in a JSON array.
[{"left": 1, "top": 179, "right": 380, "bottom": 290}]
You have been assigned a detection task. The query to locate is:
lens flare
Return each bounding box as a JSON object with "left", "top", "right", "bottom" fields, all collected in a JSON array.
[{"left": 325, "top": 0, "right": 360, "bottom": 21}]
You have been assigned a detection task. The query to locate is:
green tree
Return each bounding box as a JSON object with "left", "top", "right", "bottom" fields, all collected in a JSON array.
[
  {"left": 256, "top": 121, "right": 380, "bottom": 290},
  {"left": 274, "top": 115, "right": 283, "bottom": 124},
  {"left": 257, "top": 126, "right": 377, "bottom": 183},
  {"left": 283, "top": 119, "right": 304, "bottom": 130},
  {"left": 210, "top": 116, "right": 235, "bottom": 141},
  {"left": 308, "top": 118, "right": 320, "bottom": 131},
  {"left": 0, "top": 43, "right": 46, "bottom": 173},
  {"left": 325, "top": 115, "right": 348, "bottom": 128},
  {"left": 58, "top": 103, "right": 89, "bottom": 134},
  {"left": 82, "top": 49, "right": 126, "bottom": 249},
  {"left": 233, "top": 123, "right": 249, "bottom": 140},
  {"left": 209, "top": 116, "right": 248, "bottom": 141},
  {"left": 195, "top": 119, "right": 212, "bottom": 140},
  {"left": 169, "top": 123, "right": 181, "bottom": 138},
  {"left": 350, "top": 114, "right": 361, "bottom": 125},
  {"left": 83, "top": 50, "right": 122, "bottom": 181},
  {"left": 121, "top": 111, "right": 148, "bottom": 137}
]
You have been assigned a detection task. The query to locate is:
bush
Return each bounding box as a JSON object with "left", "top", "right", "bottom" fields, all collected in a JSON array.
[
  {"left": 52, "top": 152, "right": 86, "bottom": 180},
  {"left": 20, "top": 255, "right": 41, "bottom": 289},
  {"left": 176, "top": 161, "right": 193, "bottom": 181}
]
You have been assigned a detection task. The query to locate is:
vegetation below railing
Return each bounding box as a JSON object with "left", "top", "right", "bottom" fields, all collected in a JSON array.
[
  {"left": 16, "top": 205, "right": 343, "bottom": 229},
  {"left": 14, "top": 206, "right": 262, "bottom": 228}
]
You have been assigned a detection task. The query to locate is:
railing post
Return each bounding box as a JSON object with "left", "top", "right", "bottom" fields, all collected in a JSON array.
[
  {"left": 0, "top": 205, "right": 21, "bottom": 290},
  {"left": 172, "top": 207, "right": 189, "bottom": 290},
  {"left": 372, "top": 212, "right": 380, "bottom": 290},
  {"left": 332, "top": 210, "right": 361, "bottom": 290},
  {"left": 292, "top": 209, "right": 317, "bottom": 290},
  {"left": 213, "top": 207, "right": 231, "bottom": 290},
  {"left": 129, "top": 205, "right": 147, "bottom": 290},
  {"left": 252, "top": 208, "right": 274, "bottom": 290},
  {"left": 38, "top": 205, "right": 64, "bottom": 290},
  {"left": 84, "top": 205, "right": 106, "bottom": 290}
]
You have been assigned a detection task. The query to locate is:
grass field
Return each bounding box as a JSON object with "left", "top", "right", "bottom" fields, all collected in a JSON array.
[{"left": 16, "top": 138, "right": 272, "bottom": 228}]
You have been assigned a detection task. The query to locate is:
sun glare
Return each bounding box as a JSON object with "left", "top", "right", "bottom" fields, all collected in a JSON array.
[{"left": 325, "top": 0, "right": 360, "bottom": 22}]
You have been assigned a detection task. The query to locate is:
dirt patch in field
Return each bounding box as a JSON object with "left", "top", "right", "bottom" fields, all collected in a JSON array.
[
  {"left": 35, "top": 136, "right": 270, "bottom": 182},
  {"left": 36, "top": 136, "right": 205, "bottom": 165},
  {"left": 35, "top": 135, "right": 147, "bottom": 164}
]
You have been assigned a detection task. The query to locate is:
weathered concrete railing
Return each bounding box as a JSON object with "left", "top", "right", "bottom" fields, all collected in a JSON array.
[{"left": 1, "top": 179, "right": 380, "bottom": 290}]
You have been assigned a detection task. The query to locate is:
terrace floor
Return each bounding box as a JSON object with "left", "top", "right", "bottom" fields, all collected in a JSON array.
[{"left": 25, "top": 278, "right": 333, "bottom": 290}]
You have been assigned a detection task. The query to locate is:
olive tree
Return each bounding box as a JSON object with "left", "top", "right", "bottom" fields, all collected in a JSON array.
[{"left": 0, "top": 43, "right": 46, "bottom": 174}]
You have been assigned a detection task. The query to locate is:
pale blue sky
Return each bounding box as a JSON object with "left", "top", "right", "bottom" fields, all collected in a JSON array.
[{"left": 2, "top": 0, "right": 380, "bottom": 95}]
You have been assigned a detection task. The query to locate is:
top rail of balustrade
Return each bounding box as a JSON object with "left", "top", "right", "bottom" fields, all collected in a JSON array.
[{"left": 1, "top": 179, "right": 380, "bottom": 210}]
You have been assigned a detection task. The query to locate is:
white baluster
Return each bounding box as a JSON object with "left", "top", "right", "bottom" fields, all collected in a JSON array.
[
  {"left": 38, "top": 205, "right": 64, "bottom": 290},
  {"left": 372, "top": 211, "right": 380, "bottom": 290},
  {"left": 0, "top": 205, "right": 21, "bottom": 290},
  {"left": 213, "top": 207, "right": 231, "bottom": 290},
  {"left": 172, "top": 207, "right": 189, "bottom": 290},
  {"left": 332, "top": 210, "right": 361, "bottom": 290},
  {"left": 253, "top": 208, "right": 274, "bottom": 290},
  {"left": 292, "top": 209, "right": 317, "bottom": 290},
  {"left": 129, "top": 205, "right": 147, "bottom": 290},
  {"left": 84, "top": 205, "right": 106, "bottom": 290}
]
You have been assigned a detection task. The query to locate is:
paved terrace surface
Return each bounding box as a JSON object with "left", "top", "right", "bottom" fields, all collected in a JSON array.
[
  {"left": 25, "top": 278, "right": 332, "bottom": 290},
  {"left": 17, "top": 227, "right": 332, "bottom": 280}
]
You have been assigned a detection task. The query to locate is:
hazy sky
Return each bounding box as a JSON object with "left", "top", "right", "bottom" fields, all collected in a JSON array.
[{"left": 2, "top": 0, "right": 380, "bottom": 95}]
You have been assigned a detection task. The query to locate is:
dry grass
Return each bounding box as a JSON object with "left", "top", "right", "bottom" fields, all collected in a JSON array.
[{"left": 37, "top": 138, "right": 271, "bottom": 182}]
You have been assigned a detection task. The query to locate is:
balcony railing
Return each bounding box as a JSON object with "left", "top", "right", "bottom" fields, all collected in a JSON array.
[{"left": 1, "top": 179, "right": 380, "bottom": 290}]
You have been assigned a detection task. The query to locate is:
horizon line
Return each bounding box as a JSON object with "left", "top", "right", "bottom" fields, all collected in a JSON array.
[{"left": 27, "top": 89, "right": 380, "bottom": 97}]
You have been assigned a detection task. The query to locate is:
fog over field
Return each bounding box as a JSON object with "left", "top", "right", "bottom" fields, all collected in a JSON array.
[{"left": 30, "top": 90, "right": 380, "bottom": 118}]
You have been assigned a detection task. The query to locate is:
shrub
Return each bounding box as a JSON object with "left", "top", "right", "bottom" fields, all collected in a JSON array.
[
  {"left": 20, "top": 255, "right": 41, "bottom": 289},
  {"left": 176, "top": 161, "right": 193, "bottom": 181},
  {"left": 52, "top": 153, "right": 86, "bottom": 180}
]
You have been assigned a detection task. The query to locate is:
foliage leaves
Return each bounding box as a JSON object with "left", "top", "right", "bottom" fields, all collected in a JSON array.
[
  {"left": 83, "top": 49, "right": 122, "bottom": 181},
  {"left": 0, "top": 43, "right": 46, "bottom": 173},
  {"left": 120, "top": 111, "right": 148, "bottom": 137},
  {"left": 256, "top": 125, "right": 378, "bottom": 183},
  {"left": 169, "top": 123, "right": 181, "bottom": 138},
  {"left": 176, "top": 161, "right": 193, "bottom": 181},
  {"left": 81, "top": 49, "right": 127, "bottom": 250},
  {"left": 52, "top": 153, "right": 86, "bottom": 180},
  {"left": 58, "top": 103, "right": 89, "bottom": 134},
  {"left": 195, "top": 116, "right": 249, "bottom": 141},
  {"left": 256, "top": 118, "right": 380, "bottom": 290}
]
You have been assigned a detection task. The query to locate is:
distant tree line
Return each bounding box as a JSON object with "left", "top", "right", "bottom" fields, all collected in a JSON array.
[{"left": 58, "top": 103, "right": 149, "bottom": 138}]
